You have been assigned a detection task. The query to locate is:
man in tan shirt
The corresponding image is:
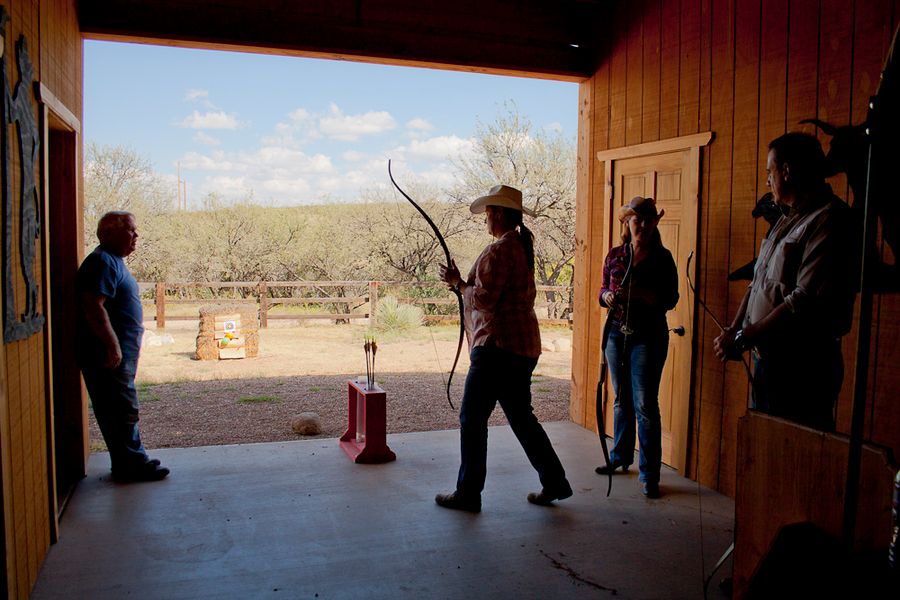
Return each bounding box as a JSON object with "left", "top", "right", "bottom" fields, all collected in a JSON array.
[{"left": 714, "top": 132, "right": 856, "bottom": 431}]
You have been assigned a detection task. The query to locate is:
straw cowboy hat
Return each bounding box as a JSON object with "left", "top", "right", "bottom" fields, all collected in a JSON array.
[
  {"left": 469, "top": 184, "right": 535, "bottom": 216},
  {"left": 619, "top": 195, "right": 664, "bottom": 222}
]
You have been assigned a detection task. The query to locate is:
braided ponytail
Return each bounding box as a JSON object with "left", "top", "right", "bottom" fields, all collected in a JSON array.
[{"left": 505, "top": 207, "right": 535, "bottom": 272}]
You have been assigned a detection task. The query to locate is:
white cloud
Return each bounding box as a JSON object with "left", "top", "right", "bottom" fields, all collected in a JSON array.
[
  {"left": 319, "top": 103, "right": 396, "bottom": 141},
  {"left": 176, "top": 107, "right": 474, "bottom": 205},
  {"left": 406, "top": 117, "right": 434, "bottom": 131},
  {"left": 396, "top": 135, "right": 475, "bottom": 161},
  {"left": 289, "top": 108, "right": 312, "bottom": 122},
  {"left": 184, "top": 88, "right": 219, "bottom": 110},
  {"left": 193, "top": 131, "right": 220, "bottom": 146},
  {"left": 179, "top": 140, "right": 338, "bottom": 205},
  {"left": 179, "top": 110, "right": 241, "bottom": 130},
  {"left": 261, "top": 177, "right": 312, "bottom": 196},
  {"left": 181, "top": 151, "right": 237, "bottom": 171},
  {"left": 544, "top": 121, "right": 564, "bottom": 133},
  {"left": 262, "top": 107, "right": 321, "bottom": 147},
  {"left": 342, "top": 150, "right": 368, "bottom": 162},
  {"left": 184, "top": 89, "right": 209, "bottom": 102}
]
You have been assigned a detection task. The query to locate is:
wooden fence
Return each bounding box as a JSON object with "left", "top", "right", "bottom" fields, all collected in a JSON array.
[{"left": 138, "top": 281, "right": 573, "bottom": 328}]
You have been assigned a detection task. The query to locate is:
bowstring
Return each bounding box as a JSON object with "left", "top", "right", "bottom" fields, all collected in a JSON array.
[
  {"left": 428, "top": 322, "right": 448, "bottom": 391},
  {"left": 387, "top": 179, "right": 452, "bottom": 401},
  {"left": 688, "top": 250, "right": 755, "bottom": 597}
]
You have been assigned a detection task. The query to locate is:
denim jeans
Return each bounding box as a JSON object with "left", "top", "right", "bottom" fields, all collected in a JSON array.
[
  {"left": 604, "top": 328, "right": 668, "bottom": 485},
  {"left": 455, "top": 345, "right": 568, "bottom": 498},
  {"left": 81, "top": 357, "right": 151, "bottom": 474}
]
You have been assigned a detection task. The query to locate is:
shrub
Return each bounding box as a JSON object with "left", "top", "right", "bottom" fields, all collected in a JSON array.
[{"left": 373, "top": 295, "right": 424, "bottom": 334}]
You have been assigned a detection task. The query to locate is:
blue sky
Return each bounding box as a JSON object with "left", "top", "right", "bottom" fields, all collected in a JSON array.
[{"left": 84, "top": 41, "right": 579, "bottom": 207}]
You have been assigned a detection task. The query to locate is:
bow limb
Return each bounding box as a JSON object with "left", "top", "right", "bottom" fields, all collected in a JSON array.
[
  {"left": 686, "top": 250, "right": 725, "bottom": 332},
  {"left": 596, "top": 243, "right": 633, "bottom": 496},
  {"left": 597, "top": 316, "right": 614, "bottom": 496},
  {"left": 686, "top": 250, "right": 756, "bottom": 388},
  {"left": 388, "top": 160, "right": 462, "bottom": 410}
]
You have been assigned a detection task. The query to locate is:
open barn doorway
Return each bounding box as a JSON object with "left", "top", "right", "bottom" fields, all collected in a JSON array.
[{"left": 75, "top": 40, "right": 581, "bottom": 459}]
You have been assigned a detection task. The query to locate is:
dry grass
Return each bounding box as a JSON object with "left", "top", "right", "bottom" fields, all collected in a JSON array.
[{"left": 88, "top": 320, "right": 575, "bottom": 451}]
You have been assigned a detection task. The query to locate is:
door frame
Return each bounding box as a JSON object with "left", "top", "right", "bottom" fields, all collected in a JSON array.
[
  {"left": 593, "top": 131, "right": 712, "bottom": 473},
  {"left": 36, "top": 82, "right": 83, "bottom": 540}
]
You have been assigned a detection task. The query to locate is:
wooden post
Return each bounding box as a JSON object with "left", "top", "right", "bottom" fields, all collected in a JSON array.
[
  {"left": 258, "top": 282, "right": 268, "bottom": 329},
  {"left": 369, "top": 281, "right": 379, "bottom": 327},
  {"left": 155, "top": 282, "right": 165, "bottom": 329}
]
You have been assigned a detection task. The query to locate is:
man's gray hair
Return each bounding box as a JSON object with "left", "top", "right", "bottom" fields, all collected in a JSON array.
[{"left": 97, "top": 211, "right": 134, "bottom": 242}]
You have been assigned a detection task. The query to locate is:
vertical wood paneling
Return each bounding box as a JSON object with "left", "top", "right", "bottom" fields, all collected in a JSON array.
[
  {"left": 659, "top": 0, "right": 681, "bottom": 140},
  {"left": 0, "top": 1, "right": 81, "bottom": 596},
  {"left": 583, "top": 0, "right": 900, "bottom": 498},
  {"left": 718, "top": 0, "right": 762, "bottom": 498},
  {"left": 758, "top": 0, "right": 788, "bottom": 197},
  {"left": 641, "top": 0, "right": 661, "bottom": 143},
  {"left": 699, "top": 0, "right": 735, "bottom": 490},
  {"left": 609, "top": 3, "right": 628, "bottom": 149},
  {"left": 851, "top": 0, "right": 895, "bottom": 441},
  {"left": 817, "top": 0, "right": 853, "bottom": 200},
  {"left": 864, "top": 0, "right": 900, "bottom": 453},
  {"left": 687, "top": 0, "right": 714, "bottom": 483},
  {"left": 572, "top": 26, "right": 611, "bottom": 432},
  {"left": 679, "top": 0, "right": 702, "bottom": 135},
  {"left": 625, "top": 2, "right": 644, "bottom": 145},
  {"left": 786, "top": 0, "right": 821, "bottom": 132},
  {"left": 572, "top": 80, "right": 594, "bottom": 428}
]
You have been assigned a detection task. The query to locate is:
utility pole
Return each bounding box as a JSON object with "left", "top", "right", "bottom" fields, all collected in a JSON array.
[{"left": 177, "top": 161, "right": 187, "bottom": 210}]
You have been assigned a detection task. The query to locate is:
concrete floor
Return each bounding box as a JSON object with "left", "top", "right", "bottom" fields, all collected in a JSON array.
[{"left": 32, "top": 422, "right": 734, "bottom": 599}]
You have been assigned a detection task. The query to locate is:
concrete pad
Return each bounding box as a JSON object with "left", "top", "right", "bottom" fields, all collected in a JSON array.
[{"left": 32, "top": 422, "right": 734, "bottom": 599}]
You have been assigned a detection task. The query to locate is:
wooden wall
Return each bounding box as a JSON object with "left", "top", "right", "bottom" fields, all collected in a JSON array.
[
  {"left": 573, "top": 0, "right": 900, "bottom": 497},
  {"left": 734, "top": 411, "right": 896, "bottom": 597},
  {"left": 0, "top": 1, "right": 82, "bottom": 597}
]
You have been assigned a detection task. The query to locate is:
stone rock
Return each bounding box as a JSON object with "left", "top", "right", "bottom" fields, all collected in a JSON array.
[
  {"left": 553, "top": 338, "right": 571, "bottom": 352},
  {"left": 142, "top": 331, "right": 162, "bottom": 347},
  {"left": 291, "top": 412, "right": 322, "bottom": 435}
]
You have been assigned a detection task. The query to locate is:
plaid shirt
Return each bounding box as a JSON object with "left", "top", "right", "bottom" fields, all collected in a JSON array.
[
  {"left": 462, "top": 231, "right": 541, "bottom": 358},
  {"left": 600, "top": 241, "right": 679, "bottom": 336}
]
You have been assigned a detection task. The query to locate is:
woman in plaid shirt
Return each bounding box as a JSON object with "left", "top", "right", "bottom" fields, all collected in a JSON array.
[{"left": 434, "top": 185, "right": 572, "bottom": 513}]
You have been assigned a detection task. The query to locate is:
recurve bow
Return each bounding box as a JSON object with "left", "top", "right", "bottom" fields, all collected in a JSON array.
[{"left": 388, "top": 160, "right": 464, "bottom": 410}]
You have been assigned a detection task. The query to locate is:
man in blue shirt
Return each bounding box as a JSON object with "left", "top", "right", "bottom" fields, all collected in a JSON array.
[{"left": 76, "top": 211, "right": 169, "bottom": 481}]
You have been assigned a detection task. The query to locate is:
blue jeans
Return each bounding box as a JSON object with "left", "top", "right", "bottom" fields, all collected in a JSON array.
[
  {"left": 81, "top": 357, "right": 151, "bottom": 474},
  {"left": 455, "top": 345, "right": 568, "bottom": 498},
  {"left": 604, "top": 329, "right": 668, "bottom": 485}
]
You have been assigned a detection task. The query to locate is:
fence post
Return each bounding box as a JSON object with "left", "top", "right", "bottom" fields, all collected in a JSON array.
[
  {"left": 155, "top": 282, "right": 166, "bottom": 329},
  {"left": 369, "top": 281, "right": 379, "bottom": 328},
  {"left": 258, "top": 282, "right": 268, "bottom": 329}
]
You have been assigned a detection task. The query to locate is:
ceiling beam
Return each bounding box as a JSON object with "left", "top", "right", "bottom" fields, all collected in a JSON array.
[{"left": 77, "top": 0, "right": 604, "bottom": 81}]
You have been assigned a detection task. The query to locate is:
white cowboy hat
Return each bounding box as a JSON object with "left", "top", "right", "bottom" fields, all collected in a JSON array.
[{"left": 469, "top": 184, "right": 535, "bottom": 216}]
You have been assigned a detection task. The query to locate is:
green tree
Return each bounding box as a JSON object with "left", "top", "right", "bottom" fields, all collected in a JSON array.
[
  {"left": 360, "top": 180, "right": 471, "bottom": 282},
  {"left": 449, "top": 102, "right": 576, "bottom": 317},
  {"left": 83, "top": 143, "right": 172, "bottom": 248}
]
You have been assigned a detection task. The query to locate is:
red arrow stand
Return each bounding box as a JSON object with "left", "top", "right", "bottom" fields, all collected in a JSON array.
[{"left": 339, "top": 380, "right": 396, "bottom": 464}]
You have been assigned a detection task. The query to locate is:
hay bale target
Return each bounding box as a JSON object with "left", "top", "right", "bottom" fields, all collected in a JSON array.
[{"left": 195, "top": 304, "right": 260, "bottom": 360}]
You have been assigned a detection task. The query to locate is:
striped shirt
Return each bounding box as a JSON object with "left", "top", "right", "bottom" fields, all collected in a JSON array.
[{"left": 462, "top": 231, "right": 541, "bottom": 358}]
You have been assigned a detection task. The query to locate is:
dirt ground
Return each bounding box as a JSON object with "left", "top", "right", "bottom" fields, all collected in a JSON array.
[{"left": 88, "top": 320, "right": 574, "bottom": 452}]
